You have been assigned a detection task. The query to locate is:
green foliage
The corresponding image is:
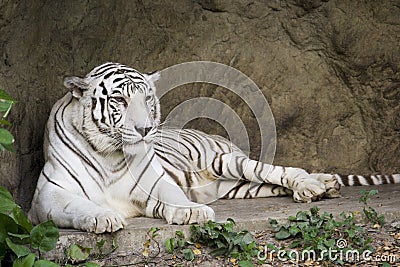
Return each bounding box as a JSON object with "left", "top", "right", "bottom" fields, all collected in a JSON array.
[
  {"left": 67, "top": 244, "right": 92, "bottom": 262},
  {"left": 164, "top": 230, "right": 186, "bottom": 254},
  {"left": 165, "top": 219, "right": 259, "bottom": 266},
  {"left": 0, "top": 89, "right": 17, "bottom": 152},
  {"left": 269, "top": 206, "right": 373, "bottom": 263},
  {"left": 0, "top": 186, "right": 59, "bottom": 266},
  {"left": 359, "top": 189, "right": 385, "bottom": 226}
]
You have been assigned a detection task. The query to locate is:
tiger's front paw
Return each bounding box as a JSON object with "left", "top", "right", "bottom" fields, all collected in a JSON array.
[
  {"left": 75, "top": 210, "right": 127, "bottom": 233},
  {"left": 292, "top": 178, "right": 326, "bottom": 203},
  {"left": 165, "top": 203, "right": 215, "bottom": 225}
]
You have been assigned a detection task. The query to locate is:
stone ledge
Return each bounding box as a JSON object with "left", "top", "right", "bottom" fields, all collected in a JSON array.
[{"left": 46, "top": 184, "right": 400, "bottom": 260}]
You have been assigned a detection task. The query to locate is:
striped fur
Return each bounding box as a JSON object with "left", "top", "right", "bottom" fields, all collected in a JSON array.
[
  {"left": 311, "top": 173, "right": 400, "bottom": 187},
  {"left": 28, "top": 63, "right": 399, "bottom": 233}
]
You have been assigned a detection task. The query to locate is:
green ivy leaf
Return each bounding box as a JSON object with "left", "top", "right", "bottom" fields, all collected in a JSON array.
[
  {"left": 10, "top": 206, "right": 33, "bottom": 233},
  {"left": 0, "top": 89, "right": 17, "bottom": 103},
  {"left": 0, "top": 101, "right": 12, "bottom": 113},
  {"left": 164, "top": 238, "right": 175, "bottom": 254},
  {"left": 275, "top": 228, "right": 291, "bottom": 240},
  {"left": 175, "top": 230, "right": 185, "bottom": 238},
  {"left": 6, "top": 238, "right": 31, "bottom": 258},
  {"left": 347, "top": 228, "right": 355, "bottom": 238},
  {"left": 0, "top": 142, "right": 14, "bottom": 152},
  {"left": 30, "top": 220, "right": 59, "bottom": 253},
  {"left": 12, "top": 253, "right": 36, "bottom": 267},
  {"left": 95, "top": 239, "right": 105, "bottom": 254},
  {"left": 0, "top": 119, "right": 11, "bottom": 126},
  {"left": 238, "top": 260, "right": 254, "bottom": 267},
  {"left": 182, "top": 248, "right": 195, "bottom": 261},
  {"left": 0, "top": 186, "right": 18, "bottom": 214},
  {"left": 0, "top": 128, "right": 14, "bottom": 145},
  {"left": 268, "top": 218, "right": 278, "bottom": 228},
  {"left": 324, "top": 239, "right": 335, "bottom": 249},
  {"left": 8, "top": 233, "right": 30, "bottom": 239},
  {"left": 0, "top": 213, "right": 19, "bottom": 242},
  {"left": 67, "top": 244, "right": 92, "bottom": 261},
  {"left": 33, "top": 260, "right": 60, "bottom": 267},
  {"left": 296, "top": 211, "right": 308, "bottom": 221}
]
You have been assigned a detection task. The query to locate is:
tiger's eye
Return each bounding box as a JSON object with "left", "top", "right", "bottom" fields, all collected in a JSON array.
[{"left": 114, "top": 97, "right": 127, "bottom": 106}]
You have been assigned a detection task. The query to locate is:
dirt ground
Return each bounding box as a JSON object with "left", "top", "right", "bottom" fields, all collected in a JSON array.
[{"left": 87, "top": 223, "right": 400, "bottom": 267}]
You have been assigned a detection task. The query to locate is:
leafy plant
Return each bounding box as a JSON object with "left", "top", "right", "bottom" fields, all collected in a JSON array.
[
  {"left": 269, "top": 206, "right": 373, "bottom": 264},
  {"left": 359, "top": 189, "right": 385, "bottom": 226},
  {"left": 165, "top": 219, "right": 260, "bottom": 266},
  {"left": 0, "top": 185, "right": 59, "bottom": 266},
  {"left": 63, "top": 243, "right": 101, "bottom": 267},
  {"left": 0, "top": 89, "right": 17, "bottom": 152},
  {"left": 165, "top": 230, "right": 198, "bottom": 261}
]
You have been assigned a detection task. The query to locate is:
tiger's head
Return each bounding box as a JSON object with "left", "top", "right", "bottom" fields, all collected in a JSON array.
[{"left": 63, "top": 62, "right": 161, "bottom": 155}]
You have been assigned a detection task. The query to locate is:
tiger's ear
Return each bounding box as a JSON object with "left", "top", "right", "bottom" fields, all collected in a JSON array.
[
  {"left": 63, "top": 76, "right": 89, "bottom": 98},
  {"left": 143, "top": 71, "right": 160, "bottom": 88}
]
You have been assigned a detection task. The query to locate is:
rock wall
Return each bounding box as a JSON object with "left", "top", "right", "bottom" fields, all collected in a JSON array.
[{"left": 0, "top": 0, "right": 399, "bottom": 210}]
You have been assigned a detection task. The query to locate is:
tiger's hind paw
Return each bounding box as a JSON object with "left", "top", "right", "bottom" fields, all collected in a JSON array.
[
  {"left": 310, "top": 173, "right": 341, "bottom": 199},
  {"left": 292, "top": 178, "right": 326, "bottom": 203},
  {"left": 165, "top": 203, "right": 215, "bottom": 225}
]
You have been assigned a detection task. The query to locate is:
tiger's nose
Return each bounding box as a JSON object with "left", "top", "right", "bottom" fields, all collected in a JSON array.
[{"left": 135, "top": 126, "right": 152, "bottom": 137}]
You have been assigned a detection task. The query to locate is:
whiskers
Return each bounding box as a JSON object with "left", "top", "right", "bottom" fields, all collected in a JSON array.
[{"left": 82, "top": 125, "right": 123, "bottom": 158}]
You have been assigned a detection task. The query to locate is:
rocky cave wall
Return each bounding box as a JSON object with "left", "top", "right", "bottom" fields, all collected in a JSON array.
[{"left": 0, "top": 0, "right": 399, "bottom": 210}]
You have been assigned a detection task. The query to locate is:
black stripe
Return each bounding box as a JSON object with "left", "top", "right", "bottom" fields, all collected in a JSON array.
[
  {"left": 255, "top": 161, "right": 265, "bottom": 182},
  {"left": 353, "top": 175, "right": 361, "bottom": 186},
  {"left": 153, "top": 201, "right": 162, "bottom": 218},
  {"left": 42, "top": 171, "right": 63, "bottom": 189},
  {"left": 211, "top": 153, "right": 223, "bottom": 177},
  {"left": 187, "top": 209, "right": 193, "bottom": 224},
  {"left": 224, "top": 181, "right": 248, "bottom": 199},
  {"left": 91, "top": 65, "right": 117, "bottom": 78},
  {"left": 55, "top": 98, "right": 106, "bottom": 181},
  {"left": 365, "top": 175, "right": 374, "bottom": 185},
  {"left": 254, "top": 184, "right": 265, "bottom": 196},
  {"left": 129, "top": 153, "right": 156, "bottom": 194},
  {"left": 99, "top": 98, "right": 106, "bottom": 123},
  {"left": 165, "top": 168, "right": 182, "bottom": 187},
  {"left": 100, "top": 82, "right": 107, "bottom": 95},
  {"left": 53, "top": 155, "right": 90, "bottom": 199},
  {"left": 280, "top": 167, "right": 285, "bottom": 187},
  {"left": 146, "top": 171, "right": 166, "bottom": 203},
  {"left": 338, "top": 174, "right": 348, "bottom": 186},
  {"left": 154, "top": 147, "right": 193, "bottom": 170},
  {"left": 112, "top": 77, "right": 124, "bottom": 83},
  {"left": 184, "top": 170, "right": 193, "bottom": 186},
  {"left": 236, "top": 157, "right": 245, "bottom": 178},
  {"left": 180, "top": 130, "right": 208, "bottom": 167},
  {"left": 104, "top": 70, "right": 117, "bottom": 80}
]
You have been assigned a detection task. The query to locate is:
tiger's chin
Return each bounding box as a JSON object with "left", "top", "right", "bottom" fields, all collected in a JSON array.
[{"left": 123, "top": 140, "right": 153, "bottom": 156}]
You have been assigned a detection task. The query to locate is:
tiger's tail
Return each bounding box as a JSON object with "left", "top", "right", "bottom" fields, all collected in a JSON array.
[{"left": 331, "top": 173, "right": 400, "bottom": 186}]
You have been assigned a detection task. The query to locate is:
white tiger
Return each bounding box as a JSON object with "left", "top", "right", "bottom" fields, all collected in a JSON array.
[{"left": 28, "top": 63, "right": 400, "bottom": 233}]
